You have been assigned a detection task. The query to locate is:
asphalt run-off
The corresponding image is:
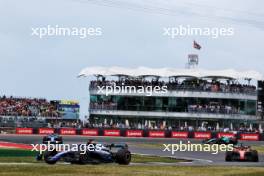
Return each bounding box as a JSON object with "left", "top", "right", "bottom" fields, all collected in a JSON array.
[{"left": 1, "top": 134, "right": 264, "bottom": 166}]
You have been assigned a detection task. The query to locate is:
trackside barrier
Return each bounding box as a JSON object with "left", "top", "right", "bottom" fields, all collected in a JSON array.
[
  {"left": 148, "top": 131, "right": 165, "bottom": 138},
  {"left": 103, "top": 129, "right": 120, "bottom": 137},
  {"left": 194, "top": 132, "right": 211, "bottom": 139},
  {"left": 16, "top": 128, "right": 33, "bottom": 134},
  {"left": 217, "top": 132, "right": 235, "bottom": 138},
  {"left": 240, "top": 133, "right": 259, "bottom": 141},
  {"left": 38, "top": 128, "right": 55, "bottom": 135},
  {"left": 126, "top": 130, "right": 143, "bottom": 137},
  {"left": 171, "top": 131, "right": 188, "bottom": 138},
  {"left": 82, "top": 129, "right": 99, "bottom": 136},
  {"left": 60, "top": 128, "right": 76, "bottom": 135},
  {"left": 13, "top": 128, "right": 262, "bottom": 141}
]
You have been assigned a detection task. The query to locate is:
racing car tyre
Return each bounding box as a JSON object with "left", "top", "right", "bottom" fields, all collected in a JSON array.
[
  {"left": 57, "top": 137, "right": 63, "bottom": 144},
  {"left": 42, "top": 137, "right": 48, "bottom": 143},
  {"left": 115, "top": 149, "right": 131, "bottom": 165},
  {"left": 36, "top": 153, "right": 43, "bottom": 161},
  {"left": 251, "top": 150, "right": 259, "bottom": 162},
  {"left": 79, "top": 153, "right": 90, "bottom": 164},
  {"left": 44, "top": 150, "right": 58, "bottom": 164},
  {"left": 230, "top": 139, "right": 238, "bottom": 145},
  {"left": 225, "top": 151, "right": 233, "bottom": 161}
]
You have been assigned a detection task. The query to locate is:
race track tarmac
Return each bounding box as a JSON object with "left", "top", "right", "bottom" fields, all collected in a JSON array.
[{"left": 1, "top": 134, "right": 264, "bottom": 166}]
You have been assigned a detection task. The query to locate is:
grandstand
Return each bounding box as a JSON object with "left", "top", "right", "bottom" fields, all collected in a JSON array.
[
  {"left": 0, "top": 96, "right": 80, "bottom": 128},
  {"left": 79, "top": 67, "right": 264, "bottom": 133},
  {"left": 1, "top": 66, "right": 263, "bottom": 135}
]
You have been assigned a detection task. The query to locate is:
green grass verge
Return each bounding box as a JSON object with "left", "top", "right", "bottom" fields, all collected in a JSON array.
[
  {"left": 0, "top": 165, "right": 264, "bottom": 176},
  {"left": 0, "top": 148, "right": 38, "bottom": 157},
  {"left": 0, "top": 157, "right": 38, "bottom": 163},
  {"left": 0, "top": 148, "right": 264, "bottom": 176}
]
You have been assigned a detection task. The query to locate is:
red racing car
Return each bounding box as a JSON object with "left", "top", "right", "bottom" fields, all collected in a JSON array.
[{"left": 225, "top": 144, "right": 258, "bottom": 162}]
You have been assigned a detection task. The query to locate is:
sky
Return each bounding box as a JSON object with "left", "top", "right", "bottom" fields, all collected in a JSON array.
[{"left": 0, "top": 0, "right": 263, "bottom": 119}]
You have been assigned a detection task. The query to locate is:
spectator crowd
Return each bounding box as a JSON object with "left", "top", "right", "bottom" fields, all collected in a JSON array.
[
  {"left": 90, "top": 102, "right": 241, "bottom": 115},
  {"left": 0, "top": 96, "right": 59, "bottom": 117},
  {"left": 188, "top": 104, "right": 240, "bottom": 114},
  {"left": 90, "top": 79, "right": 256, "bottom": 94},
  {"left": 85, "top": 120, "right": 260, "bottom": 133}
]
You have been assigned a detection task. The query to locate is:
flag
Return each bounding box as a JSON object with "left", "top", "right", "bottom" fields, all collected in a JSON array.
[{"left": 193, "top": 40, "right": 201, "bottom": 50}]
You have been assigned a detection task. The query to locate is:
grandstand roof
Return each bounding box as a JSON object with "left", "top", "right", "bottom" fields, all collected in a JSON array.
[{"left": 78, "top": 66, "right": 263, "bottom": 80}]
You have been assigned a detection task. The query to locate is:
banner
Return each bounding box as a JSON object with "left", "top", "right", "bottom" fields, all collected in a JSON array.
[
  {"left": 82, "top": 129, "right": 99, "bottom": 136},
  {"left": 194, "top": 132, "right": 211, "bottom": 139},
  {"left": 38, "top": 128, "right": 55, "bottom": 135},
  {"left": 171, "top": 131, "right": 188, "bottom": 138},
  {"left": 59, "top": 100, "right": 79, "bottom": 105},
  {"left": 56, "top": 100, "right": 80, "bottom": 120},
  {"left": 60, "top": 128, "right": 76, "bottom": 135},
  {"left": 126, "top": 130, "right": 143, "bottom": 137},
  {"left": 240, "top": 133, "right": 259, "bottom": 141},
  {"left": 16, "top": 128, "right": 33, "bottom": 134},
  {"left": 217, "top": 132, "right": 235, "bottom": 138},
  {"left": 104, "top": 129, "right": 120, "bottom": 136},
  {"left": 149, "top": 131, "right": 165, "bottom": 138}
]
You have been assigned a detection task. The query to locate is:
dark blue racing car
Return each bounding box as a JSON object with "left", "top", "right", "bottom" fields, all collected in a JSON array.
[
  {"left": 42, "top": 133, "right": 63, "bottom": 144},
  {"left": 43, "top": 140, "right": 131, "bottom": 165},
  {"left": 36, "top": 134, "right": 63, "bottom": 161}
]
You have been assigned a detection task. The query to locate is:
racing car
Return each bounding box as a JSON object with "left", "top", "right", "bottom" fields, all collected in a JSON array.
[
  {"left": 36, "top": 134, "right": 63, "bottom": 160},
  {"left": 42, "top": 133, "right": 63, "bottom": 144},
  {"left": 202, "top": 136, "right": 238, "bottom": 145},
  {"left": 43, "top": 140, "right": 131, "bottom": 165},
  {"left": 225, "top": 144, "right": 258, "bottom": 162}
]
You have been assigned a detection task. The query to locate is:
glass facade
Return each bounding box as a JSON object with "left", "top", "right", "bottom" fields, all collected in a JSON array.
[
  {"left": 88, "top": 76, "right": 259, "bottom": 130},
  {"left": 90, "top": 95, "right": 257, "bottom": 115}
]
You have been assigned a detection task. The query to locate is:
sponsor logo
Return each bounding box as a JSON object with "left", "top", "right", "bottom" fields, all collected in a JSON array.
[
  {"left": 171, "top": 131, "right": 188, "bottom": 138},
  {"left": 149, "top": 131, "right": 165, "bottom": 137},
  {"left": 16, "top": 128, "right": 33, "bottom": 134},
  {"left": 126, "top": 130, "right": 143, "bottom": 137},
  {"left": 104, "top": 130, "right": 120, "bottom": 136},
  {"left": 240, "top": 134, "right": 259, "bottom": 141},
  {"left": 82, "top": 129, "right": 98, "bottom": 136},
  {"left": 194, "top": 132, "right": 211, "bottom": 139},
  {"left": 60, "top": 128, "right": 76, "bottom": 135},
  {"left": 39, "top": 128, "right": 55, "bottom": 135},
  {"left": 217, "top": 133, "right": 235, "bottom": 138}
]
